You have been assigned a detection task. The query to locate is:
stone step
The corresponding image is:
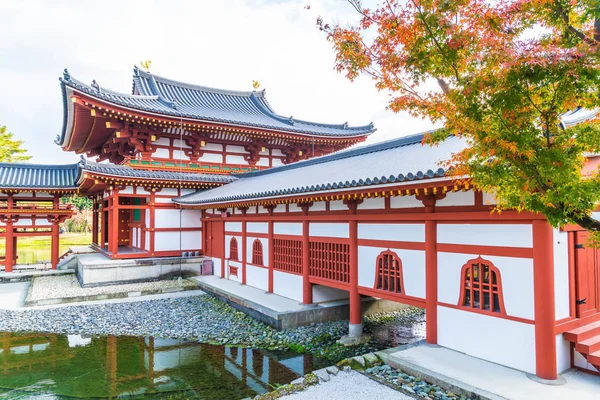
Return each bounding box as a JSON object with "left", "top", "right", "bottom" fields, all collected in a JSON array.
[
  {"left": 564, "top": 320, "right": 600, "bottom": 343},
  {"left": 575, "top": 334, "right": 600, "bottom": 355}
]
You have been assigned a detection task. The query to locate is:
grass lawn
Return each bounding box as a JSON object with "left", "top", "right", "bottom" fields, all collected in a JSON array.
[{"left": 0, "top": 232, "right": 92, "bottom": 249}]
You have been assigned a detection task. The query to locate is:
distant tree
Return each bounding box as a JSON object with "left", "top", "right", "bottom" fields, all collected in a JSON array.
[
  {"left": 0, "top": 125, "right": 31, "bottom": 162},
  {"left": 61, "top": 195, "right": 92, "bottom": 211},
  {"left": 320, "top": 1, "right": 600, "bottom": 237}
]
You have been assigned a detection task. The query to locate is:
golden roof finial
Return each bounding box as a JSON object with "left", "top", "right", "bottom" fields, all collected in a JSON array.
[
  {"left": 252, "top": 80, "right": 261, "bottom": 90},
  {"left": 140, "top": 60, "right": 152, "bottom": 72}
]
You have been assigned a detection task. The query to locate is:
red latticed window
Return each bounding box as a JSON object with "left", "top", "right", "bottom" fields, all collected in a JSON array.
[
  {"left": 458, "top": 257, "right": 506, "bottom": 314},
  {"left": 374, "top": 250, "right": 404, "bottom": 294},
  {"left": 273, "top": 239, "right": 302, "bottom": 274},
  {"left": 309, "top": 241, "right": 350, "bottom": 283},
  {"left": 229, "top": 237, "right": 239, "bottom": 261},
  {"left": 252, "top": 239, "right": 264, "bottom": 266}
]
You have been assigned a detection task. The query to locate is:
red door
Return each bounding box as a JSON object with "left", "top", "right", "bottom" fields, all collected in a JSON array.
[
  {"left": 575, "top": 231, "right": 600, "bottom": 318},
  {"left": 118, "top": 208, "right": 131, "bottom": 247},
  {"left": 205, "top": 221, "right": 212, "bottom": 256},
  {"left": 211, "top": 221, "right": 224, "bottom": 259}
]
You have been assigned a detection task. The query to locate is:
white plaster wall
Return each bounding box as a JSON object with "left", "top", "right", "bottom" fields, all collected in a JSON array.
[
  {"left": 357, "top": 198, "right": 385, "bottom": 210},
  {"left": 272, "top": 158, "right": 283, "bottom": 167},
  {"left": 246, "top": 264, "right": 268, "bottom": 291},
  {"left": 226, "top": 155, "right": 247, "bottom": 164},
  {"left": 172, "top": 139, "right": 190, "bottom": 149},
  {"left": 258, "top": 206, "right": 270, "bottom": 214},
  {"left": 272, "top": 149, "right": 284, "bottom": 157},
  {"left": 181, "top": 231, "right": 201, "bottom": 250},
  {"left": 482, "top": 191, "right": 497, "bottom": 205},
  {"left": 436, "top": 191, "right": 474, "bottom": 207},
  {"left": 246, "top": 237, "right": 269, "bottom": 265},
  {"left": 245, "top": 207, "right": 256, "bottom": 214},
  {"left": 213, "top": 258, "right": 223, "bottom": 278},
  {"left": 309, "top": 223, "right": 349, "bottom": 238},
  {"left": 312, "top": 285, "right": 349, "bottom": 303},
  {"left": 203, "top": 143, "right": 222, "bottom": 151},
  {"left": 226, "top": 145, "right": 247, "bottom": 153},
  {"left": 274, "top": 222, "right": 302, "bottom": 236},
  {"left": 225, "top": 222, "right": 242, "bottom": 233},
  {"left": 172, "top": 150, "right": 187, "bottom": 160},
  {"left": 554, "top": 229, "right": 570, "bottom": 320},
  {"left": 35, "top": 219, "right": 51, "bottom": 226},
  {"left": 180, "top": 210, "right": 201, "bottom": 228},
  {"left": 138, "top": 187, "right": 151, "bottom": 195},
  {"left": 120, "top": 186, "right": 134, "bottom": 195},
  {"left": 225, "top": 235, "right": 242, "bottom": 260},
  {"left": 574, "top": 350, "right": 600, "bottom": 373},
  {"left": 13, "top": 219, "right": 33, "bottom": 226},
  {"left": 247, "top": 222, "right": 268, "bottom": 234},
  {"left": 154, "top": 138, "right": 170, "bottom": 146},
  {"left": 556, "top": 335, "right": 571, "bottom": 374},
  {"left": 155, "top": 209, "right": 185, "bottom": 229},
  {"left": 358, "top": 246, "right": 425, "bottom": 299},
  {"left": 358, "top": 223, "right": 425, "bottom": 242},
  {"left": 390, "top": 196, "right": 423, "bottom": 208},
  {"left": 437, "top": 252, "right": 535, "bottom": 320},
  {"left": 311, "top": 202, "right": 326, "bottom": 212},
  {"left": 438, "top": 306, "right": 536, "bottom": 374},
  {"left": 154, "top": 148, "right": 170, "bottom": 158},
  {"left": 273, "top": 271, "right": 303, "bottom": 302},
  {"left": 159, "top": 188, "right": 179, "bottom": 197},
  {"left": 329, "top": 200, "right": 346, "bottom": 211},
  {"left": 145, "top": 232, "right": 150, "bottom": 251},
  {"left": 437, "top": 224, "right": 533, "bottom": 248},
  {"left": 257, "top": 157, "right": 269, "bottom": 167},
  {"left": 288, "top": 204, "right": 303, "bottom": 213},
  {"left": 154, "top": 231, "right": 181, "bottom": 251},
  {"left": 200, "top": 153, "right": 223, "bottom": 163}
]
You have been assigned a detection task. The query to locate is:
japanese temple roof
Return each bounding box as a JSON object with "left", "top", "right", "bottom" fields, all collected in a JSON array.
[
  {"left": 174, "top": 132, "right": 466, "bottom": 206},
  {"left": 560, "top": 107, "right": 599, "bottom": 128},
  {"left": 0, "top": 162, "right": 81, "bottom": 190},
  {"left": 81, "top": 160, "right": 236, "bottom": 184},
  {"left": 57, "top": 67, "right": 375, "bottom": 146}
]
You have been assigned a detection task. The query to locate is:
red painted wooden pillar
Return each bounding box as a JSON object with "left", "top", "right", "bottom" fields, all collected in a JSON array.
[
  {"left": 349, "top": 219, "right": 361, "bottom": 329},
  {"left": 110, "top": 189, "right": 119, "bottom": 256},
  {"left": 302, "top": 219, "right": 312, "bottom": 304},
  {"left": 149, "top": 190, "right": 156, "bottom": 255},
  {"left": 51, "top": 218, "right": 59, "bottom": 269},
  {"left": 242, "top": 218, "right": 247, "bottom": 285},
  {"left": 91, "top": 199, "right": 98, "bottom": 245},
  {"left": 533, "top": 220, "right": 557, "bottom": 380},
  {"left": 4, "top": 219, "right": 14, "bottom": 273},
  {"left": 425, "top": 219, "right": 438, "bottom": 344},
  {"left": 268, "top": 219, "right": 274, "bottom": 293}
]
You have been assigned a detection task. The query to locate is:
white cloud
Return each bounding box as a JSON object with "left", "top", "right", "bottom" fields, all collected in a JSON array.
[{"left": 0, "top": 0, "right": 435, "bottom": 163}]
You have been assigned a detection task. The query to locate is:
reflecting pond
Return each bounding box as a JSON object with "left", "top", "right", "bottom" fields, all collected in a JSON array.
[{"left": 0, "top": 332, "right": 327, "bottom": 399}]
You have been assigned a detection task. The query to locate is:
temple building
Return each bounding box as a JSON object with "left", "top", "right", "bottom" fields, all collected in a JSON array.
[{"left": 0, "top": 67, "right": 599, "bottom": 382}]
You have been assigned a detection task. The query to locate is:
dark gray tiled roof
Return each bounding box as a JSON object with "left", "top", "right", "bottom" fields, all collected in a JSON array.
[
  {"left": 82, "top": 161, "right": 236, "bottom": 184},
  {"left": 57, "top": 67, "right": 375, "bottom": 146},
  {"left": 0, "top": 162, "right": 81, "bottom": 189},
  {"left": 174, "top": 132, "right": 466, "bottom": 206}
]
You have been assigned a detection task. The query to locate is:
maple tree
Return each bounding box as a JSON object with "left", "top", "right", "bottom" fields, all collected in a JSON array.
[
  {"left": 0, "top": 125, "right": 30, "bottom": 163},
  {"left": 320, "top": 0, "right": 600, "bottom": 234}
]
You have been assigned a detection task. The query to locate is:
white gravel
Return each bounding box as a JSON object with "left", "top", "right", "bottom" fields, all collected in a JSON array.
[
  {"left": 282, "top": 371, "right": 411, "bottom": 400},
  {"left": 27, "top": 274, "right": 196, "bottom": 301}
]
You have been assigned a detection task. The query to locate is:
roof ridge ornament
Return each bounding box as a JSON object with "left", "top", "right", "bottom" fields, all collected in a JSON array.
[
  {"left": 63, "top": 68, "right": 71, "bottom": 81},
  {"left": 78, "top": 155, "right": 86, "bottom": 166},
  {"left": 91, "top": 80, "right": 101, "bottom": 93}
]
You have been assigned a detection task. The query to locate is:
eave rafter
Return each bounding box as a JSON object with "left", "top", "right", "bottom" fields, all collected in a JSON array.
[{"left": 67, "top": 94, "right": 368, "bottom": 160}]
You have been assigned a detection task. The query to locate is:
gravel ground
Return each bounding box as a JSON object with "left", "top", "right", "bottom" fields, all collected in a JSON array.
[
  {"left": 281, "top": 371, "right": 411, "bottom": 400},
  {"left": 27, "top": 274, "right": 197, "bottom": 301},
  {"left": 0, "top": 295, "right": 379, "bottom": 361}
]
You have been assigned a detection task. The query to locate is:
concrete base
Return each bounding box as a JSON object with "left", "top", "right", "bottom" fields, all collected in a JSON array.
[
  {"left": 349, "top": 323, "right": 363, "bottom": 338},
  {"left": 526, "top": 373, "right": 567, "bottom": 386},
  {"left": 76, "top": 253, "right": 204, "bottom": 287},
  {"left": 194, "top": 275, "right": 409, "bottom": 330}
]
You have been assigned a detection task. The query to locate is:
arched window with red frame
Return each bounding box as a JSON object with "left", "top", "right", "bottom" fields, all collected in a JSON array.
[
  {"left": 458, "top": 256, "right": 506, "bottom": 314},
  {"left": 252, "top": 239, "right": 264, "bottom": 266},
  {"left": 373, "top": 250, "right": 405, "bottom": 294},
  {"left": 229, "top": 237, "right": 239, "bottom": 261}
]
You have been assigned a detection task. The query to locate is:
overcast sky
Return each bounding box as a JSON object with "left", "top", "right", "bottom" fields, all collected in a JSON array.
[{"left": 0, "top": 0, "right": 437, "bottom": 164}]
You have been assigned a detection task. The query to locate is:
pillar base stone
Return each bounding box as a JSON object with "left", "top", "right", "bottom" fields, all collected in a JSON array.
[
  {"left": 338, "top": 323, "right": 370, "bottom": 346},
  {"left": 526, "top": 373, "right": 566, "bottom": 386}
]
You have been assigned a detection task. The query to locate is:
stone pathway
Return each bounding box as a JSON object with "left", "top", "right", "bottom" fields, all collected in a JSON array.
[{"left": 280, "top": 370, "right": 411, "bottom": 400}]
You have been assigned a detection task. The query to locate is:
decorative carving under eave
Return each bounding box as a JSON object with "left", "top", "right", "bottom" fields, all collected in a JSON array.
[
  {"left": 184, "top": 136, "right": 208, "bottom": 162},
  {"left": 343, "top": 198, "right": 364, "bottom": 214},
  {"left": 244, "top": 139, "right": 269, "bottom": 167},
  {"left": 282, "top": 146, "right": 310, "bottom": 164}
]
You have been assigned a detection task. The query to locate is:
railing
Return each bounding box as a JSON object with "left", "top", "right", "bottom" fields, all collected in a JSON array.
[
  {"left": 128, "top": 159, "right": 267, "bottom": 174},
  {"left": 0, "top": 204, "right": 74, "bottom": 213}
]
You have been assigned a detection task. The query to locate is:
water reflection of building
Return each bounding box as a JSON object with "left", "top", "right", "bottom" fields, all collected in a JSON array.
[{"left": 0, "top": 332, "right": 314, "bottom": 398}]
